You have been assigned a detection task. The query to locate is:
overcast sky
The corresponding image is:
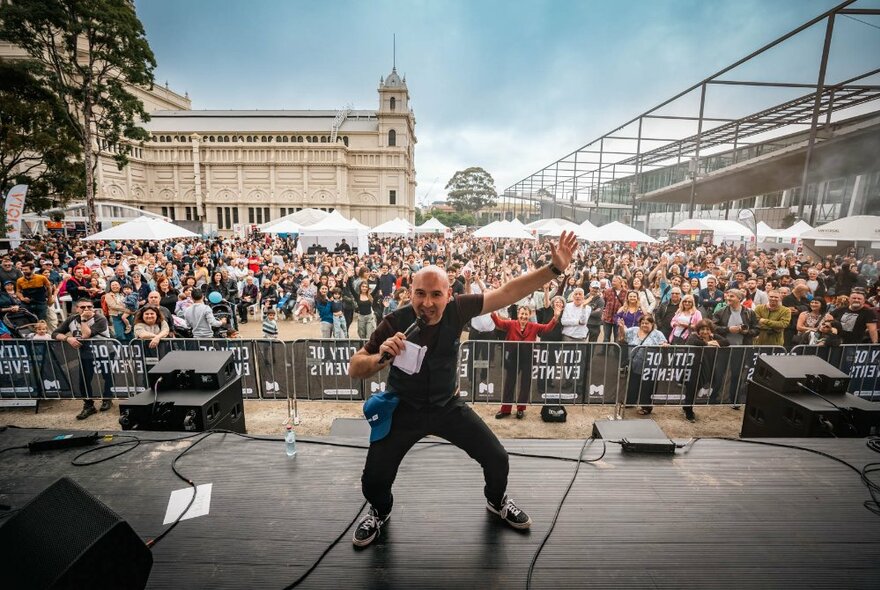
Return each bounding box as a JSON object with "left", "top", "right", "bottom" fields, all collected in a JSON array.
[{"left": 135, "top": 0, "right": 880, "bottom": 203}]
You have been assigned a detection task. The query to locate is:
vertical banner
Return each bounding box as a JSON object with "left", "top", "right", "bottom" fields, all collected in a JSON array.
[{"left": 4, "top": 184, "right": 28, "bottom": 248}]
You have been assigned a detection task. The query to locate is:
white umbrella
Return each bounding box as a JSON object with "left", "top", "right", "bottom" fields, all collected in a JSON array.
[
  {"left": 83, "top": 215, "right": 198, "bottom": 241},
  {"left": 472, "top": 220, "right": 536, "bottom": 240},
  {"left": 587, "top": 221, "right": 658, "bottom": 243},
  {"left": 800, "top": 215, "right": 880, "bottom": 243}
]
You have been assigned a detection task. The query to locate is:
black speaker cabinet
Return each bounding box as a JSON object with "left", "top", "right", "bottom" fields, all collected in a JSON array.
[
  {"left": 742, "top": 379, "right": 880, "bottom": 438},
  {"left": 148, "top": 349, "right": 237, "bottom": 390},
  {"left": 120, "top": 373, "right": 245, "bottom": 433},
  {"left": 0, "top": 477, "right": 152, "bottom": 590}
]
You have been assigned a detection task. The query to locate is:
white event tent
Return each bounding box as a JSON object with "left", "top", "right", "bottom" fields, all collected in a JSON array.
[
  {"left": 526, "top": 218, "right": 570, "bottom": 235},
  {"left": 371, "top": 217, "right": 413, "bottom": 236},
  {"left": 296, "top": 210, "right": 369, "bottom": 253},
  {"left": 775, "top": 220, "right": 813, "bottom": 240},
  {"left": 260, "top": 207, "right": 329, "bottom": 231},
  {"left": 670, "top": 219, "right": 753, "bottom": 243},
  {"left": 414, "top": 217, "right": 449, "bottom": 234},
  {"left": 800, "top": 215, "right": 880, "bottom": 246},
  {"left": 83, "top": 215, "right": 198, "bottom": 241},
  {"left": 587, "top": 221, "right": 658, "bottom": 243},
  {"left": 472, "top": 220, "right": 536, "bottom": 240},
  {"left": 261, "top": 219, "right": 302, "bottom": 235}
]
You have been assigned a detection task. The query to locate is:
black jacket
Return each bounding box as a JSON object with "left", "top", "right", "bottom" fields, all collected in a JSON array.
[{"left": 713, "top": 305, "right": 758, "bottom": 345}]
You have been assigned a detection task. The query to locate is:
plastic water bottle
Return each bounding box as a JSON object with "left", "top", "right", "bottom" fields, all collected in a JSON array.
[{"left": 285, "top": 425, "right": 297, "bottom": 457}]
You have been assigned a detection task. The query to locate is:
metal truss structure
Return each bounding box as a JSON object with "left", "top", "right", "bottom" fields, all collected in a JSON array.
[{"left": 500, "top": 0, "right": 880, "bottom": 225}]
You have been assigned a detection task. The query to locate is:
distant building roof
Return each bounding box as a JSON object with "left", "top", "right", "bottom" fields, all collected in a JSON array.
[{"left": 143, "top": 110, "right": 379, "bottom": 133}]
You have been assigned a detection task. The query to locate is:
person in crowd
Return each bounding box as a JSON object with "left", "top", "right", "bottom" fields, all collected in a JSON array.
[
  {"left": 584, "top": 280, "right": 605, "bottom": 342},
  {"left": 827, "top": 287, "right": 878, "bottom": 344},
  {"left": 655, "top": 287, "right": 682, "bottom": 340},
  {"left": 156, "top": 277, "right": 179, "bottom": 320},
  {"left": 712, "top": 289, "right": 757, "bottom": 405},
  {"left": 683, "top": 319, "right": 729, "bottom": 423},
  {"left": 262, "top": 308, "right": 279, "bottom": 339},
  {"left": 293, "top": 277, "right": 317, "bottom": 323},
  {"left": 697, "top": 275, "right": 725, "bottom": 318},
  {"left": 795, "top": 297, "right": 826, "bottom": 345},
  {"left": 102, "top": 279, "right": 129, "bottom": 341},
  {"left": 52, "top": 298, "right": 112, "bottom": 420},
  {"left": 782, "top": 282, "right": 811, "bottom": 347},
  {"left": 0, "top": 280, "right": 23, "bottom": 314},
  {"left": 331, "top": 288, "right": 348, "bottom": 338},
  {"left": 669, "top": 294, "right": 702, "bottom": 344},
  {"left": 602, "top": 275, "right": 627, "bottom": 342},
  {"left": 15, "top": 261, "right": 53, "bottom": 321},
  {"left": 356, "top": 280, "right": 377, "bottom": 338},
  {"left": 754, "top": 290, "right": 791, "bottom": 346},
  {"left": 316, "top": 284, "right": 334, "bottom": 338},
  {"left": 630, "top": 276, "right": 657, "bottom": 314},
  {"left": 0, "top": 257, "right": 23, "bottom": 288},
  {"left": 743, "top": 278, "right": 768, "bottom": 309},
  {"left": 238, "top": 276, "right": 259, "bottom": 324},
  {"left": 133, "top": 305, "right": 170, "bottom": 349},
  {"left": 809, "top": 318, "right": 842, "bottom": 347},
  {"left": 560, "top": 288, "right": 591, "bottom": 343},
  {"left": 183, "top": 288, "right": 227, "bottom": 338},
  {"left": 61, "top": 266, "right": 90, "bottom": 314},
  {"left": 129, "top": 270, "right": 150, "bottom": 307},
  {"left": 492, "top": 305, "right": 559, "bottom": 419},
  {"left": 617, "top": 314, "right": 667, "bottom": 415}
]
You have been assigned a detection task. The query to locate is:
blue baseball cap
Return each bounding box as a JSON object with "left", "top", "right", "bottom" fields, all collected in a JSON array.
[{"left": 363, "top": 392, "right": 399, "bottom": 443}]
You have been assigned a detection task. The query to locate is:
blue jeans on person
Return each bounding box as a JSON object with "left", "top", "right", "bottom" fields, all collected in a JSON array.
[
  {"left": 332, "top": 315, "right": 348, "bottom": 338},
  {"left": 26, "top": 302, "right": 48, "bottom": 321},
  {"left": 112, "top": 315, "right": 131, "bottom": 342}
]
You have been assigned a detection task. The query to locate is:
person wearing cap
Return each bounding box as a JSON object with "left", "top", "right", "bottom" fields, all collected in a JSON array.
[
  {"left": 585, "top": 280, "right": 605, "bottom": 342},
  {"left": 347, "top": 231, "right": 578, "bottom": 547}
]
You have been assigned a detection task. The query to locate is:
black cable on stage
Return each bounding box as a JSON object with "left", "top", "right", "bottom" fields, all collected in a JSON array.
[
  {"left": 526, "top": 437, "right": 605, "bottom": 590},
  {"left": 0, "top": 445, "right": 27, "bottom": 454}
]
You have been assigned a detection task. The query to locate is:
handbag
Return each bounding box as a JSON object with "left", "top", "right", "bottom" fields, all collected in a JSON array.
[{"left": 541, "top": 405, "right": 567, "bottom": 423}]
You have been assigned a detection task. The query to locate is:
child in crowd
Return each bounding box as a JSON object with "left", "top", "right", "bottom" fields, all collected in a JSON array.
[
  {"left": 122, "top": 284, "right": 139, "bottom": 334},
  {"left": 262, "top": 308, "right": 278, "bottom": 339},
  {"left": 30, "top": 320, "right": 51, "bottom": 340},
  {"left": 331, "top": 287, "right": 347, "bottom": 338}
]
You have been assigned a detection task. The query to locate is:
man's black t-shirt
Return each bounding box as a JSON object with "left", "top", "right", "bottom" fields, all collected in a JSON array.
[
  {"left": 364, "top": 294, "right": 484, "bottom": 355},
  {"left": 831, "top": 306, "right": 877, "bottom": 344}
]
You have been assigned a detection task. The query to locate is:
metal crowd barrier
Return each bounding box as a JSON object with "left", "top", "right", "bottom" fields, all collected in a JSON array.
[
  {"left": 288, "top": 338, "right": 389, "bottom": 401},
  {"left": 621, "top": 344, "right": 787, "bottom": 410},
  {"left": 0, "top": 338, "right": 140, "bottom": 400},
  {"left": 791, "top": 343, "right": 880, "bottom": 402},
  {"left": 458, "top": 340, "right": 624, "bottom": 406}
]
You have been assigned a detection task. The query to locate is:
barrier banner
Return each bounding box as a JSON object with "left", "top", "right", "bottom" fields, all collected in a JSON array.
[
  {"left": 157, "top": 339, "right": 259, "bottom": 399},
  {"left": 253, "top": 339, "right": 290, "bottom": 399},
  {"left": 0, "top": 340, "right": 43, "bottom": 397},
  {"left": 458, "top": 341, "right": 623, "bottom": 405},
  {"left": 291, "top": 339, "right": 366, "bottom": 400},
  {"left": 793, "top": 344, "right": 880, "bottom": 402}
]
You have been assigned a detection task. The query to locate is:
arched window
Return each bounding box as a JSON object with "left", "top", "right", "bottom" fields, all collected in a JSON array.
[
  {"left": 297, "top": 136, "right": 303, "bottom": 142},
  {"left": 320, "top": 136, "right": 327, "bottom": 143},
  {"left": 281, "top": 136, "right": 288, "bottom": 143},
  {"left": 312, "top": 136, "right": 318, "bottom": 143},
  {"left": 388, "top": 129, "right": 396, "bottom": 147},
  {"left": 342, "top": 136, "right": 349, "bottom": 147},
  {"left": 261, "top": 136, "right": 267, "bottom": 142},
  {"left": 390, "top": 97, "right": 396, "bottom": 111}
]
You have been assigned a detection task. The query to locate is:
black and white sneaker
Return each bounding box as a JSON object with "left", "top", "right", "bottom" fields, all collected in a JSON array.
[
  {"left": 487, "top": 495, "right": 532, "bottom": 530},
  {"left": 352, "top": 507, "right": 389, "bottom": 547}
]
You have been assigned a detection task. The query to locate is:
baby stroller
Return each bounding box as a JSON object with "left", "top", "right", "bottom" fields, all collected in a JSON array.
[
  {"left": 171, "top": 315, "right": 193, "bottom": 339},
  {"left": 2, "top": 309, "right": 40, "bottom": 338},
  {"left": 207, "top": 292, "right": 236, "bottom": 337}
]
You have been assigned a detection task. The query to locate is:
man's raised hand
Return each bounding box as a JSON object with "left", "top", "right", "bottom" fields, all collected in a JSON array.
[{"left": 549, "top": 230, "right": 578, "bottom": 273}]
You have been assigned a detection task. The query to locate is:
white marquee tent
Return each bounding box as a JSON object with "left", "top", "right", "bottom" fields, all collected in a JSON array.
[
  {"left": 670, "top": 219, "right": 753, "bottom": 243},
  {"left": 297, "top": 210, "right": 369, "bottom": 253},
  {"left": 261, "top": 219, "right": 302, "bottom": 235},
  {"left": 371, "top": 217, "right": 413, "bottom": 236},
  {"left": 472, "top": 220, "right": 536, "bottom": 240},
  {"left": 775, "top": 220, "right": 813, "bottom": 240},
  {"left": 414, "top": 217, "right": 449, "bottom": 234},
  {"left": 83, "top": 216, "right": 198, "bottom": 241},
  {"left": 800, "top": 215, "right": 880, "bottom": 244},
  {"left": 587, "top": 221, "right": 658, "bottom": 243},
  {"left": 260, "top": 207, "right": 329, "bottom": 231}
]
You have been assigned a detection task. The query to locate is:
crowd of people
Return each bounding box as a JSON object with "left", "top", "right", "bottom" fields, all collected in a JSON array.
[{"left": 0, "top": 227, "right": 878, "bottom": 422}]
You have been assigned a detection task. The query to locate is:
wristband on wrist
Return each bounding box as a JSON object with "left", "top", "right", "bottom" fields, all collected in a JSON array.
[{"left": 548, "top": 263, "right": 564, "bottom": 277}]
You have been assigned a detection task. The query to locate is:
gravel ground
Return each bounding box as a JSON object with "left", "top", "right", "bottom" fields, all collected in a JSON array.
[{"left": 0, "top": 315, "right": 746, "bottom": 439}]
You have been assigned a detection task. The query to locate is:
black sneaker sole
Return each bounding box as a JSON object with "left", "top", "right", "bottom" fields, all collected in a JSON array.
[{"left": 486, "top": 504, "right": 532, "bottom": 530}]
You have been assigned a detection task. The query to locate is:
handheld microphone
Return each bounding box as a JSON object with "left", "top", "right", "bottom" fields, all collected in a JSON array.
[{"left": 379, "top": 315, "right": 426, "bottom": 363}]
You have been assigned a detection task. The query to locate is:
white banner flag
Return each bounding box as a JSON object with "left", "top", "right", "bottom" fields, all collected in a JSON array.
[{"left": 4, "top": 184, "right": 28, "bottom": 248}]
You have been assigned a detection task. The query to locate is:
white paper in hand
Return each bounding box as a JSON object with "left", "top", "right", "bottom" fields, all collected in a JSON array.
[{"left": 392, "top": 340, "right": 427, "bottom": 375}]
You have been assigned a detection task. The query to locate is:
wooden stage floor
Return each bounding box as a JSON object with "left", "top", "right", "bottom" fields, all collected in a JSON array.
[{"left": 1, "top": 427, "right": 878, "bottom": 589}]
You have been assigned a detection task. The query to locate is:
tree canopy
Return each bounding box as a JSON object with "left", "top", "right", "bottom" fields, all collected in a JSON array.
[
  {"left": 0, "top": 0, "right": 157, "bottom": 232},
  {"left": 445, "top": 167, "right": 497, "bottom": 213}
]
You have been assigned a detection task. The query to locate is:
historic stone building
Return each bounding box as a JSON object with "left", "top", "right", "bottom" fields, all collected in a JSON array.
[{"left": 93, "top": 68, "right": 416, "bottom": 233}]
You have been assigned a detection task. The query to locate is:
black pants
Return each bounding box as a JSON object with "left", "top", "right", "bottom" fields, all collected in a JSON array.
[
  {"left": 361, "top": 397, "right": 509, "bottom": 516},
  {"left": 470, "top": 329, "right": 496, "bottom": 385},
  {"left": 502, "top": 344, "right": 532, "bottom": 410}
]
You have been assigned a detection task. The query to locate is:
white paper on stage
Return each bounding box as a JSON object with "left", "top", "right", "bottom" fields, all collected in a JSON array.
[{"left": 163, "top": 483, "right": 213, "bottom": 524}]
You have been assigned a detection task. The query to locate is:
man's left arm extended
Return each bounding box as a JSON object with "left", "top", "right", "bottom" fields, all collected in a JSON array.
[{"left": 481, "top": 232, "right": 577, "bottom": 315}]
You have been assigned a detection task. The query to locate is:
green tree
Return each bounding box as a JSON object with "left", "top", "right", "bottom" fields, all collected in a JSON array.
[
  {"left": 445, "top": 167, "right": 497, "bottom": 214},
  {"left": 0, "top": 59, "right": 84, "bottom": 219},
  {"left": 429, "top": 210, "right": 476, "bottom": 227},
  {"left": 0, "top": 0, "right": 157, "bottom": 233}
]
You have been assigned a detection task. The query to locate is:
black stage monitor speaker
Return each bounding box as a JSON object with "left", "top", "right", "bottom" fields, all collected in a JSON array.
[
  {"left": 120, "top": 373, "right": 245, "bottom": 433},
  {"left": 742, "top": 379, "right": 880, "bottom": 438},
  {"left": 753, "top": 354, "right": 849, "bottom": 394},
  {"left": 0, "top": 477, "right": 152, "bottom": 590},
  {"left": 148, "top": 349, "right": 236, "bottom": 390}
]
